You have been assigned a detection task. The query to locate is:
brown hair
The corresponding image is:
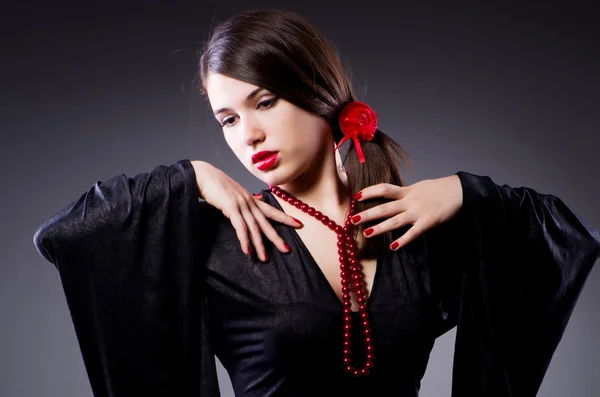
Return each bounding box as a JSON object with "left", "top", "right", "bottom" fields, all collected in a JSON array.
[{"left": 198, "top": 9, "right": 411, "bottom": 259}]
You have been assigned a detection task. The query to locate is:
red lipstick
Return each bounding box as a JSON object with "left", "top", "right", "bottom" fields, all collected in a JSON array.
[{"left": 252, "top": 151, "right": 279, "bottom": 171}]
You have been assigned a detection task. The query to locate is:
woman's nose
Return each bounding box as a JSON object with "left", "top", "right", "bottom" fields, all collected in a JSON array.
[{"left": 241, "top": 118, "right": 266, "bottom": 146}]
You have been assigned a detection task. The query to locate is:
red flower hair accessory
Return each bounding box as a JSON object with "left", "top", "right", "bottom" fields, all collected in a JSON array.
[{"left": 334, "top": 101, "right": 378, "bottom": 164}]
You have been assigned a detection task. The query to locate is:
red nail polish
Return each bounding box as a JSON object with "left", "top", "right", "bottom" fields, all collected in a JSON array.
[
  {"left": 354, "top": 192, "right": 362, "bottom": 200},
  {"left": 390, "top": 241, "right": 400, "bottom": 250},
  {"left": 293, "top": 217, "right": 303, "bottom": 226},
  {"left": 364, "top": 228, "right": 374, "bottom": 237},
  {"left": 351, "top": 215, "right": 361, "bottom": 224},
  {"left": 284, "top": 242, "right": 290, "bottom": 251}
]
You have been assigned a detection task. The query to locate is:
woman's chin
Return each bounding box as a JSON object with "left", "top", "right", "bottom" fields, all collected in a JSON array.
[{"left": 253, "top": 167, "right": 297, "bottom": 188}]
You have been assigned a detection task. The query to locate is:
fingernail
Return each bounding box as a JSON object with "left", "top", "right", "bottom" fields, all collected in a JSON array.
[
  {"left": 293, "top": 217, "right": 303, "bottom": 226},
  {"left": 284, "top": 242, "right": 290, "bottom": 251},
  {"left": 390, "top": 241, "right": 400, "bottom": 250},
  {"left": 263, "top": 252, "right": 269, "bottom": 262},
  {"left": 354, "top": 192, "right": 362, "bottom": 200},
  {"left": 351, "top": 215, "right": 361, "bottom": 224},
  {"left": 364, "top": 228, "right": 374, "bottom": 237},
  {"left": 252, "top": 193, "right": 262, "bottom": 198}
]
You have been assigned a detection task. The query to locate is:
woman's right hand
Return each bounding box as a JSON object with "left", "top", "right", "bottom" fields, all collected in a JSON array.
[{"left": 191, "top": 160, "right": 301, "bottom": 262}]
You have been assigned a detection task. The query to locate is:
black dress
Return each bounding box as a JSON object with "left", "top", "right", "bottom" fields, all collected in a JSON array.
[{"left": 33, "top": 159, "right": 600, "bottom": 396}]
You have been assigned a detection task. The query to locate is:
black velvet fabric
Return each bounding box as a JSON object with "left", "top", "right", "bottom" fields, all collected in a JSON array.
[{"left": 33, "top": 159, "right": 600, "bottom": 396}]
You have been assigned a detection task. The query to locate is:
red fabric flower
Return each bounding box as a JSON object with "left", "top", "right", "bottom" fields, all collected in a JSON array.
[{"left": 334, "top": 101, "right": 378, "bottom": 164}]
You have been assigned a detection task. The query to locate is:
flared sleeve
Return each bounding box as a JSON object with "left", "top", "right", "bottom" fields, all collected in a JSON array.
[
  {"left": 428, "top": 172, "right": 600, "bottom": 396},
  {"left": 32, "top": 159, "right": 220, "bottom": 396}
]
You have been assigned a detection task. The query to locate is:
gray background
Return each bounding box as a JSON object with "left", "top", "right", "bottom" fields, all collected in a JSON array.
[{"left": 2, "top": 1, "right": 599, "bottom": 396}]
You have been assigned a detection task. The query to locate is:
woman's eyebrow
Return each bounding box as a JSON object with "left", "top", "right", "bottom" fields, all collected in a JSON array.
[{"left": 213, "top": 87, "right": 266, "bottom": 116}]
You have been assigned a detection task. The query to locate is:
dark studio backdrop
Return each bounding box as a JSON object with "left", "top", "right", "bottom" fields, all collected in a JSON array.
[{"left": 1, "top": 1, "right": 599, "bottom": 396}]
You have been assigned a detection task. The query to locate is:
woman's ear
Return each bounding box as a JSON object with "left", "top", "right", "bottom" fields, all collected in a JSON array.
[{"left": 334, "top": 141, "right": 349, "bottom": 186}]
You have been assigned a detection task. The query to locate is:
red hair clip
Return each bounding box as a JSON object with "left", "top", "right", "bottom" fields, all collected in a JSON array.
[{"left": 334, "top": 101, "right": 378, "bottom": 164}]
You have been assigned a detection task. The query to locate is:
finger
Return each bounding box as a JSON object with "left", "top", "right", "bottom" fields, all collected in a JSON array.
[
  {"left": 248, "top": 200, "right": 291, "bottom": 254},
  {"left": 355, "top": 183, "right": 408, "bottom": 202},
  {"left": 390, "top": 223, "right": 423, "bottom": 251},
  {"left": 255, "top": 200, "right": 304, "bottom": 228},
  {"left": 238, "top": 199, "right": 270, "bottom": 262},
  {"left": 227, "top": 211, "right": 252, "bottom": 256},
  {"left": 351, "top": 199, "right": 406, "bottom": 225},
  {"left": 361, "top": 211, "right": 414, "bottom": 238}
]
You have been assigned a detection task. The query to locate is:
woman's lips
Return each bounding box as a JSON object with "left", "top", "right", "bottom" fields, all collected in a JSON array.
[{"left": 255, "top": 153, "right": 279, "bottom": 171}]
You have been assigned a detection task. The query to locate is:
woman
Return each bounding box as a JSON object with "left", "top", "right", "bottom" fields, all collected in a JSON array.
[{"left": 33, "top": 8, "right": 600, "bottom": 397}]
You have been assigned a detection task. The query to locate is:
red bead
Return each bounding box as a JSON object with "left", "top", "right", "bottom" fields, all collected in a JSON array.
[{"left": 271, "top": 185, "right": 375, "bottom": 375}]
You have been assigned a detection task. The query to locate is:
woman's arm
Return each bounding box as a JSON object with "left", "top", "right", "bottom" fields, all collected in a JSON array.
[
  {"left": 432, "top": 171, "right": 600, "bottom": 396},
  {"left": 33, "top": 159, "right": 220, "bottom": 397}
]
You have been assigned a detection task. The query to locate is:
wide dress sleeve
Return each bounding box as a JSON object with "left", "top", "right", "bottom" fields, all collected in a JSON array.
[
  {"left": 428, "top": 172, "right": 600, "bottom": 396},
  {"left": 32, "top": 159, "right": 221, "bottom": 397}
]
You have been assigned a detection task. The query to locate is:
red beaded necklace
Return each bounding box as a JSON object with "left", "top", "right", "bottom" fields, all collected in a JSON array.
[{"left": 269, "top": 185, "right": 375, "bottom": 377}]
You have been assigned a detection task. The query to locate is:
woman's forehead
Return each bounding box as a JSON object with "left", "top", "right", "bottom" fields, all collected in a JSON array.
[{"left": 206, "top": 73, "right": 266, "bottom": 114}]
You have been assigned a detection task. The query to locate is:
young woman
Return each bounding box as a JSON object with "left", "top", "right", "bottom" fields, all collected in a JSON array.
[{"left": 33, "top": 8, "right": 600, "bottom": 397}]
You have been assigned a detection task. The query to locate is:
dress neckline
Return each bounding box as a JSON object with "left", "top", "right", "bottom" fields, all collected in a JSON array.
[{"left": 262, "top": 189, "right": 382, "bottom": 312}]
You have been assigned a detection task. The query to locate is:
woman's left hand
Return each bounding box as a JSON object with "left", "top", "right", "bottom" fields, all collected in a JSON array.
[{"left": 351, "top": 174, "right": 463, "bottom": 251}]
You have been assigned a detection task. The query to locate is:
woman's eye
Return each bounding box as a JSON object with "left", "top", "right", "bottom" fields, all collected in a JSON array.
[
  {"left": 258, "top": 97, "right": 278, "bottom": 109},
  {"left": 219, "top": 97, "right": 278, "bottom": 128},
  {"left": 220, "top": 116, "right": 236, "bottom": 127}
]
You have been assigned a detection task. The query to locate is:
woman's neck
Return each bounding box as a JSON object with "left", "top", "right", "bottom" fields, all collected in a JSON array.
[{"left": 276, "top": 152, "right": 351, "bottom": 219}]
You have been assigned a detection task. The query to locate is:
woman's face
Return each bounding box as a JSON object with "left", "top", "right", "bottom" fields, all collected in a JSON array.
[{"left": 205, "top": 72, "right": 334, "bottom": 187}]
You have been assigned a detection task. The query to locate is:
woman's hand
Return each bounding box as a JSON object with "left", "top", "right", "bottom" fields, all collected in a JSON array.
[
  {"left": 191, "top": 160, "right": 302, "bottom": 262},
  {"left": 351, "top": 175, "right": 463, "bottom": 251}
]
